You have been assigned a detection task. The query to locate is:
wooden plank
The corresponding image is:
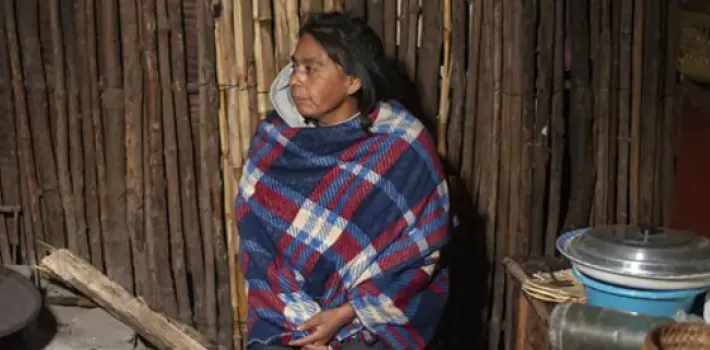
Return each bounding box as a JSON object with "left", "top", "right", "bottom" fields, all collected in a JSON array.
[{"left": 41, "top": 249, "right": 216, "bottom": 350}]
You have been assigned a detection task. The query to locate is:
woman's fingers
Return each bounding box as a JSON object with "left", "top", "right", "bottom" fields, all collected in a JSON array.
[
  {"left": 289, "top": 329, "right": 325, "bottom": 346},
  {"left": 297, "top": 313, "right": 323, "bottom": 331}
]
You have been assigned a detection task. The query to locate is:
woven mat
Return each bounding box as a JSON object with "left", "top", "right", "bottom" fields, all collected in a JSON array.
[{"left": 522, "top": 268, "right": 586, "bottom": 303}]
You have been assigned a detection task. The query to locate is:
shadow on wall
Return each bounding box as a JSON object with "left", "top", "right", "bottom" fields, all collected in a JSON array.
[
  {"left": 382, "top": 59, "right": 490, "bottom": 349},
  {"left": 429, "top": 173, "right": 489, "bottom": 349}
]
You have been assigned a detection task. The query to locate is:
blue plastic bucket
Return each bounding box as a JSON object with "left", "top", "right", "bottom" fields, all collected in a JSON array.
[{"left": 572, "top": 268, "right": 706, "bottom": 317}]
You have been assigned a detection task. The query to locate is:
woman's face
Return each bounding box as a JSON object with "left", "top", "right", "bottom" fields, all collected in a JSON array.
[{"left": 289, "top": 33, "right": 361, "bottom": 124}]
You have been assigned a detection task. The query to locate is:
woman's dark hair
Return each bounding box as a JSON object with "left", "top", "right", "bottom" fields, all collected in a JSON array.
[{"left": 299, "top": 12, "right": 391, "bottom": 131}]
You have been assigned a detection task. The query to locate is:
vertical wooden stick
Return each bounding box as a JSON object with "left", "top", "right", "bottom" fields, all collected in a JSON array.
[
  {"left": 100, "top": 0, "right": 134, "bottom": 293},
  {"left": 62, "top": 0, "right": 89, "bottom": 261},
  {"left": 253, "top": 0, "right": 276, "bottom": 120},
  {"left": 141, "top": 0, "right": 179, "bottom": 318},
  {"left": 48, "top": 0, "right": 78, "bottom": 255},
  {"left": 661, "top": 0, "right": 678, "bottom": 225},
  {"left": 398, "top": 0, "right": 419, "bottom": 80},
  {"left": 545, "top": 0, "right": 566, "bottom": 254},
  {"left": 417, "top": 0, "right": 443, "bottom": 127},
  {"left": 197, "top": 0, "right": 219, "bottom": 342},
  {"left": 444, "top": 0, "right": 469, "bottom": 170},
  {"left": 629, "top": 0, "right": 645, "bottom": 224},
  {"left": 156, "top": 0, "right": 192, "bottom": 324},
  {"left": 120, "top": 0, "right": 146, "bottom": 299},
  {"left": 76, "top": 0, "right": 104, "bottom": 270},
  {"left": 0, "top": 0, "right": 18, "bottom": 263},
  {"left": 167, "top": 0, "right": 207, "bottom": 330},
  {"left": 274, "top": 0, "right": 300, "bottom": 71},
  {"left": 2, "top": 0, "right": 41, "bottom": 268},
  {"left": 535, "top": 0, "right": 555, "bottom": 255},
  {"left": 487, "top": 0, "right": 504, "bottom": 347},
  {"left": 231, "top": 0, "right": 257, "bottom": 343},
  {"left": 86, "top": 0, "right": 108, "bottom": 271},
  {"left": 17, "top": 0, "right": 61, "bottom": 249},
  {"left": 437, "top": 0, "right": 452, "bottom": 156}
]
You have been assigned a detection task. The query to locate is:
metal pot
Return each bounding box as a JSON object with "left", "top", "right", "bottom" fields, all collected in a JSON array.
[
  {"left": 557, "top": 225, "right": 710, "bottom": 290},
  {"left": 0, "top": 266, "right": 42, "bottom": 342}
]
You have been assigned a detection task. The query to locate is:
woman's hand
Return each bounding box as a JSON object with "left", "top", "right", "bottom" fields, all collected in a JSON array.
[{"left": 288, "top": 304, "right": 356, "bottom": 348}]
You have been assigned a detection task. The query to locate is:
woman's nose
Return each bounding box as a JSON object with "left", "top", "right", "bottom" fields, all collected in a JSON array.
[{"left": 289, "top": 69, "right": 304, "bottom": 87}]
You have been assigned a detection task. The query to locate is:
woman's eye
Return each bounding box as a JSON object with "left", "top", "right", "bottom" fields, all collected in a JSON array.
[{"left": 304, "top": 66, "right": 313, "bottom": 74}]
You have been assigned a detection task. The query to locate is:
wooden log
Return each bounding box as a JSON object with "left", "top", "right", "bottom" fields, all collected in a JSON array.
[
  {"left": 120, "top": 0, "right": 147, "bottom": 300},
  {"left": 156, "top": 0, "right": 191, "bottom": 325},
  {"left": 227, "top": 0, "right": 257, "bottom": 344},
  {"left": 165, "top": 0, "right": 206, "bottom": 331},
  {"left": 40, "top": 249, "right": 216, "bottom": 350},
  {"left": 274, "top": 0, "right": 300, "bottom": 71},
  {"left": 99, "top": 0, "right": 133, "bottom": 293},
  {"left": 639, "top": 0, "right": 661, "bottom": 225},
  {"left": 564, "top": 0, "right": 594, "bottom": 230},
  {"left": 519, "top": 0, "right": 537, "bottom": 262},
  {"left": 437, "top": 0, "right": 452, "bottom": 156},
  {"left": 507, "top": 1, "right": 538, "bottom": 346},
  {"left": 76, "top": 0, "right": 104, "bottom": 270},
  {"left": 17, "top": 0, "right": 63, "bottom": 248},
  {"left": 253, "top": 0, "right": 276, "bottom": 120},
  {"left": 0, "top": 6, "right": 16, "bottom": 264},
  {"left": 463, "top": 0, "right": 484, "bottom": 194},
  {"left": 616, "top": 0, "right": 633, "bottom": 225},
  {"left": 5, "top": 0, "right": 42, "bottom": 267},
  {"left": 382, "top": 0, "right": 397, "bottom": 59},
  {"left": 181, "top": 0, "right": 202, "bottom": 162},
  {"left": 592, "top": 0, "right": 613, "bottom": 225},
  {"left": 606, "top": 0, "right": 620, "bottom": 224},
  {"left": 61, "top": 0, "right": 90, "bottom": 261},
  {"left": 544, "top": 0, "right": 566, "bottom": 254},
  {"left": 86, "top": 0, "right": 110, "bottom": 268},
  {"left": 214, "top": 1, "right": 246, "bottom": 346},
  {"left": 661, "top": 0, "right": 678, "bottom": 225},
  {"left": 436, "top": 0, "right": 451, "bottom": 158},
  {"left": 167, "top": 0, "right": 207, "bottom": 331},
  {"left": 300, "top": 0, "right": 323, "bottom": 20},
  {"left": 534, "top": 0, "right": 555, "bottom": 255},
  {"left": 398, "top": 0, "right": 419, "bottom": 80},
  {"left": 629, "top": 0, "right": 644, "bottom": 224},
  {"left": 417, "top": 0, "right": 443, "bottom": 128},
  {"left": 214, "top": 25, "right": 239, "bottom": 347},
  {"left": 197, "top": 0, "right": 219, "bottom": 341},
  {"left": 496, "top": 0, "right": 515, "bottom": 347},
  {"left": 38, "top": 1, "right": 58, "bottom": 157},
  {"left": 445, "top": 0, "right": 469, "bottom": 170},
  {"left": 141, "top": 0, "right": 179, "bottom": 319},
  {"left": 475, "top": 0, "right": 495, "bottom": 336},
  {"left": 48, "top": 0, "right": 78, "bottom": 255},
  {"left": 487, "top": 0, "right": 505, "bottom": 347}
]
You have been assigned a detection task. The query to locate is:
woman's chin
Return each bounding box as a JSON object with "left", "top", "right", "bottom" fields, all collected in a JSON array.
[{"left": 296, "top": 107, "right": 318, "bottom": 119}]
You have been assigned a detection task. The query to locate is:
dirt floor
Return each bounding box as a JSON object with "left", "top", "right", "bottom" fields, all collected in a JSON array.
[{"left": 8, "top": 304, "right": 149, "bottom": 350}]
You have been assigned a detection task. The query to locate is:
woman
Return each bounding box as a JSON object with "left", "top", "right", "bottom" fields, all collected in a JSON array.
[{"left": 236, "top": 12, "right": 450, "bottom": 350}]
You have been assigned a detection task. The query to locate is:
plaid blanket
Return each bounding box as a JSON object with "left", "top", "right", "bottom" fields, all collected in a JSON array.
[{"left": 236, "top": 101, "right": 450, "bottom": 349}]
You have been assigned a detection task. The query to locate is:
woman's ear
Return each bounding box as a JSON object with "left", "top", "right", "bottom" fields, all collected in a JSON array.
[{"left": 346, "top": 76, "right": 362, "bottom": 96}]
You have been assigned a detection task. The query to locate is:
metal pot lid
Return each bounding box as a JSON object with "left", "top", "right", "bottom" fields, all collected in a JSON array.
[{"left": 559, "top": 225, "right": 710, "bottom": 279}]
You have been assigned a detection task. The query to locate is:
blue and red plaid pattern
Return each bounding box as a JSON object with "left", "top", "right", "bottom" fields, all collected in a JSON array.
[{"left": 236, "top": 101, "right": 450, "bottom": 349}]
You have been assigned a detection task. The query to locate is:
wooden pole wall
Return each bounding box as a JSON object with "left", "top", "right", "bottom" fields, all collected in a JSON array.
[{"left": 0, "top": 1, "right": 681, "bottom": 349}]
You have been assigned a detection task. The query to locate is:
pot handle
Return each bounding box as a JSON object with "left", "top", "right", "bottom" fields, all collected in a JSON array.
[{"left": 638, "top": 223, "right": 661, "bottom": 237}]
